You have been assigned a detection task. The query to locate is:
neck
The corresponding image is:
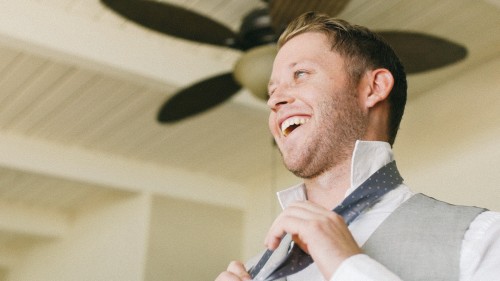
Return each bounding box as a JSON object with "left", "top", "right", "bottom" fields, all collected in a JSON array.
[{"left": 303, "top": 158, "right": 352, "bottom": 210}]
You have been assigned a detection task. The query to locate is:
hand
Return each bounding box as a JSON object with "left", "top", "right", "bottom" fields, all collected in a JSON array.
[
  {"left": 215, "top": 261, "right": 251, "bottom": 281},
  {"left": 265, "top": 201, "right": 362, "bottom": 280}
]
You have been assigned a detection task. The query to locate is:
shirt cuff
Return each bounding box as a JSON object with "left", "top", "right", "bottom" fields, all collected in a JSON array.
[{"left": 330, "top": 254, "right": 402, "bottom": 281}]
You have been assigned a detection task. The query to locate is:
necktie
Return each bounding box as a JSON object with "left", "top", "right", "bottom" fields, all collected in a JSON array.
[{"left": 249, "top": 160, "right": 403, "bottom": 281}]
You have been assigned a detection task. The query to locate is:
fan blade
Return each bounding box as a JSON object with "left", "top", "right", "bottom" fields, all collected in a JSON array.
[
  {"left": 101, "top": 0, "right": 240, "bottom": 49},
  {"left": 268, "top": 0, "right": 350, "bottom": 32},
  {"left": 158, "top": 73, "right": 241, "bottom": 123},
  {"left": 378, "top": 31, "right": 467, "bottom": 74}
]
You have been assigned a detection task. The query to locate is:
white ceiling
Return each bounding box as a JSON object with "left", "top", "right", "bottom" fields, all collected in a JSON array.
[{"left": 0, "top": 0, "right": 499, "bottom": 271}]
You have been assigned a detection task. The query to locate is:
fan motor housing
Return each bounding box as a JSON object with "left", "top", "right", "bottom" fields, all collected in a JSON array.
[{"left": 239, "top": 8, "right": 277, "bottom": 50}]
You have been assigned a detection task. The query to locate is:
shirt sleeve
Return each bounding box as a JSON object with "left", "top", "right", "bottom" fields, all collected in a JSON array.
[
  {"left": 330, "top": 254, "right": 402, "bottom": 281},
  {"left": 460, "top": 211, "right": 500, "bottom": 280}
]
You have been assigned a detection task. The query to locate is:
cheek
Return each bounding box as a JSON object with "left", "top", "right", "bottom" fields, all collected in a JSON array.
[{"left": 268, "top": 113, "right": 277, "bottom": 135}]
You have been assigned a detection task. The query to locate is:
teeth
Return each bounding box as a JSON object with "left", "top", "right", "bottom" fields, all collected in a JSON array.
[{"left": 281, "top": 117, "right": 308, "bottom": 136}]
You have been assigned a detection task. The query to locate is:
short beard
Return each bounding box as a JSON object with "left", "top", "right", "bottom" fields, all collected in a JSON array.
[{"left": 284, "top": 87, "right": 367, "bottom": 179}]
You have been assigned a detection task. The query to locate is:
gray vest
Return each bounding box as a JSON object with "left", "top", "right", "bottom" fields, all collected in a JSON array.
[
  {"left": 362, "top": 193, "right": 486, "bottom": 281},
  {"left": 254, "top": 193, "right": 486, "bottom": 281}
]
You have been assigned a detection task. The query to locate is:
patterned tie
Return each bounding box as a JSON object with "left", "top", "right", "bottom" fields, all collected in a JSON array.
[{"left": 249, "top": 160, "right": 403, "bottom": 281}]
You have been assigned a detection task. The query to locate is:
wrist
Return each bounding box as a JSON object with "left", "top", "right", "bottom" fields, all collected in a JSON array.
[{"left": 316, "top": 248, "right": 363, "bottom": 280}]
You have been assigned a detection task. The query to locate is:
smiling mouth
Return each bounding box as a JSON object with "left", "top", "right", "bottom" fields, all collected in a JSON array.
[{"left": 281, "top": 117, "right": 309, "bottom": 136}]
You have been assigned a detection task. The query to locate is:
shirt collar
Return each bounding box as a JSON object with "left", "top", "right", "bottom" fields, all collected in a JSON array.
[{"left": 276, "top": 140, "right": 394, "bottom": 209}]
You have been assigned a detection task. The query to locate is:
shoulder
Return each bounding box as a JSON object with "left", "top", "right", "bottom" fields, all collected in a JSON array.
[
  {"left": 460, "top": 211, "right": 500, "bottom": 278},
  {"left": 465, "top": 210, "right": 500, "bottom": 240}
]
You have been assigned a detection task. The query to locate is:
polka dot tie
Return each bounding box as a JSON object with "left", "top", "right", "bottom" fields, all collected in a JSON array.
[{"left": 249, "top": 160, "right": 404, "bottom": 281}]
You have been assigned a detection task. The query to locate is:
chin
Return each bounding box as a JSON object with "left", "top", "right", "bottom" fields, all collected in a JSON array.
[
  {"left": 288, "top": 167, "right": 321, "bottom": 179},
  {"left": 283, "top": 159, "right": 312, "bottom": 178}
]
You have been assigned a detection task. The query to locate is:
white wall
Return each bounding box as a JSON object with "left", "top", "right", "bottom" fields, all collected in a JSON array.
[
  {"left": 8, "top": 194, "right": 151, "bottom": 281},
  {"left": 395, "top": 57, "right": 500, "bottom": 211},
  {"left": 144, "top": 196, "right": 244, "bottom": 281},
  {"left": 6, "top": 191, "right": 246, "bottom": 281}
]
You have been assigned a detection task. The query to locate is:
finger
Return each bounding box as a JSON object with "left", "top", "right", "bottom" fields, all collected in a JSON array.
[
  {"left": 264, "top": 204, "right": 347, "bottom": 250},
  {"left": 286, "top": 201, "right": 346, "bottom": 225},
  {"left": 227, "top": 261, "right": 251, "bottom": 280},
  {"left": 265, "top": 215, "right": 308, "bottom": 249},
  {"left": 287, "top": 201, "right": 327, "bottom": 213},
  {"left": 264, "top": 204, "right": 325, "bottom": 249},
  {"left": 265, "top": 201, "right": 333, "bottom": 240},
  {"left": 292, "top": 233, "right": 310, "bottom": 254},
  {"left": 284, "top": 201, "right": 335, "bottom": 220},
  {"left": 215, "top": 271, "right": 242, "bottom": 281}
]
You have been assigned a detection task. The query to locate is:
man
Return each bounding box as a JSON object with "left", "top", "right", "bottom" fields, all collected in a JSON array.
[{"left": 216, "top": 12, "right": 500, "bottom": 281}]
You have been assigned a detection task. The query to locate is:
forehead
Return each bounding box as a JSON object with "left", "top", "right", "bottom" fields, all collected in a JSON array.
[
  {"left": 275, "top": 32, "right": 332, "bottom": 63},
  {"left": 270, "top": 32, "right": 346, "bottom": 81}
]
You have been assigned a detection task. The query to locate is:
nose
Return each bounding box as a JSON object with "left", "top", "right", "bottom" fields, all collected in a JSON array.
[{"left": 267, "top": 86, "right": 295, "bottom": 111}]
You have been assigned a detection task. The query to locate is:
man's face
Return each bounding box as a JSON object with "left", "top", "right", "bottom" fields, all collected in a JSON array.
[{"left": 267, "top": 32, "right": 367, "bottom": 179}]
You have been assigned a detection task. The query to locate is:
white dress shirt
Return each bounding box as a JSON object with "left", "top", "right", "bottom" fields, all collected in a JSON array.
[{"left": 276, "top": 141, "right": 500, "bottom": 281}]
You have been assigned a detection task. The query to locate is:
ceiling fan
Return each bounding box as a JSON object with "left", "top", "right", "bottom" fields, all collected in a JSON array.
[{"left": 101, "top": 0, "right": 467, "bottom": 123}]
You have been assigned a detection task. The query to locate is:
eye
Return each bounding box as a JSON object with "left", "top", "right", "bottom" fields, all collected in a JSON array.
[{"left": 294, "top": 70, "right": 308, "bottom": 79}]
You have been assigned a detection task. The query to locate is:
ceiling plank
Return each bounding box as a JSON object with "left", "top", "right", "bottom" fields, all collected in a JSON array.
[{"left": 0, "top": 0, "right": 234, "bottom": 90}]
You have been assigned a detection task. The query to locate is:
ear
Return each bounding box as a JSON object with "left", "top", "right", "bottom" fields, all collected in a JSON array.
[{"left": 363, "top": 68, "right": 394, "bottom": 108}]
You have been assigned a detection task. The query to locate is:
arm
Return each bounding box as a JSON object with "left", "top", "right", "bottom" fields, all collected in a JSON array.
[
  {"left": 332, "top": 210, "right": 500, "bottom": 281},
  {"left": 331, "top": 254, "right": 402, "bottom": 281},
  {"left": 461, "top": 211, "right": 500, "bottom": 280},
  {"left": 266, "top": 201, "right": 405, "bottom": 281}
]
